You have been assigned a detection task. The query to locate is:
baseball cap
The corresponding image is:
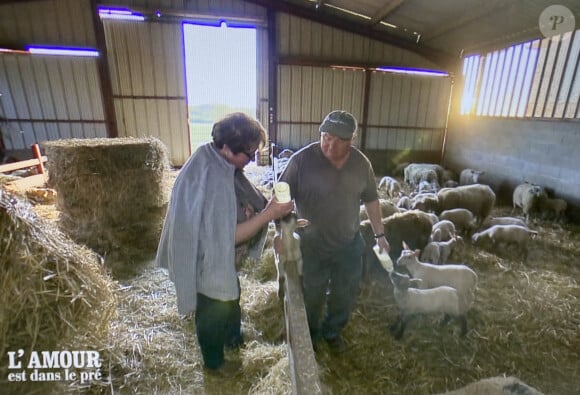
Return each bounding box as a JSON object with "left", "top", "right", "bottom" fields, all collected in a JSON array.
[{"left": 319, "top": 110, "right": 357, "bottom": 139}]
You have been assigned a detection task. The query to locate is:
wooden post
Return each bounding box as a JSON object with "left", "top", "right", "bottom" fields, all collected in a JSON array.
[
  {"left": 31, "top": 144, "right": 45, "bottom": 174},
  {"left": 283, "top": 262, "right": 323, "bottom": 395}
]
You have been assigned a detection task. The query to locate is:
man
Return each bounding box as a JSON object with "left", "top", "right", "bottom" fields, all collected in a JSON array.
[{"left": 278, "top": 110, "right": 389, "bottom": 352}]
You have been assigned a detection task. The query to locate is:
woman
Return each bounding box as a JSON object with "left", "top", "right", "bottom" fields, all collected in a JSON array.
[{"left": 157, "top": 113, "right": 293, "bottom": 375}]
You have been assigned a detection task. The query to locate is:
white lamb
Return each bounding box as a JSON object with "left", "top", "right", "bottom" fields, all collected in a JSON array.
[
  {"left": 397, "top": 242, "right": 478, "bottom": 313},
  {"left": 431, "top": 219, "right": 456, "bottom": 241},
  {"left": 471, "top": 224, "right": 538, "bottom": 260},
  {"left": 388, "top": 270, "right": 467, "bottom": 339},
  {"left": 420, "top": 235, "right": 463, "bottom": 264}
]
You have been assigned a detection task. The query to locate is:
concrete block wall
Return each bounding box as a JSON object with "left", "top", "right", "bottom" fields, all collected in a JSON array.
[{"left": 443, "top": 116, "right": 580, "bottom": 222}]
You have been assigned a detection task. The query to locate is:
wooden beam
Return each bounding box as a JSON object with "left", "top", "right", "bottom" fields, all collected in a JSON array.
[
  {"left": 241, "top": 0, "right": 454, "bottom": 69},
  {"left": 283, "top": 261, "right": 322, "bottom": 395},
  {"left": 369, "top": 0, "right": 405, "bottom": 26},
  {"left": 5, "top": 173, "right": 47, "bottom": 190},
  {"left": 0, "top": 156, "right": 47, "bottom": 173},
  {"left": 90, "top": 0, "right": 119, "bottom": 138}
]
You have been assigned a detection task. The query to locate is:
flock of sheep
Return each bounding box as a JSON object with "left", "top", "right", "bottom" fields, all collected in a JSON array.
[{"left": 359, "top": 162, "right": 568, "bottom": 339}]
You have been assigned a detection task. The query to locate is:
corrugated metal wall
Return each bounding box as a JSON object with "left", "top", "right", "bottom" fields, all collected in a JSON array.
[
  {"left": 278, "top": 14, "right": 439, "bottom": 68},
  {"left": 0, "top": 0, "right": 105, "bottom": 152},
  {"left": 277, "top": 65, "right": 365, "bottom": 150},
  {"left": 0, "top": 0, "right": 95, "bottom": 47},
  {"left": 365, "top": 71, "right": 450, "bottom": 151},
  {"left": 104, "top": 20, "right": 189, "bottom": 165},
  {"left": 0, "top": 0, "right": 450, "bottom": 165},
  {"left": 0, "top": 54, "right": 106, "bottom": 150},
  {"left": 275, "top": 14, "right": 451, "bottom": 155}
]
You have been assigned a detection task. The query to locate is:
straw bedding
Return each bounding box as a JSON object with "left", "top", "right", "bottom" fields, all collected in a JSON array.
[
  {"left": 7, "top": 164, "right": 579, "bottom": 394},
  {"left": 0, "top": 188, "right": 117, "bottom": 395}
]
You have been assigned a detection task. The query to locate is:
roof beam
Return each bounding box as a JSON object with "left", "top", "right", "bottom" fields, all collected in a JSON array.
[
  {"left": 369, "top": 0, "right": 405, "bottom": 26},
  {"left": 241, "top": 0, "right": 454, "bottom": 69},
  {"left": 423, "top": 0, "right": 511, "bottom": 41}
]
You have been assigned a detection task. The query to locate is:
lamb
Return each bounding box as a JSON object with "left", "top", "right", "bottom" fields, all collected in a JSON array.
[
  {"left": 512, "top": 183, "right": 548, "bottom": 221},
  {"left": 420, "top": 235, "right": 463, "bottom": 264},
  {"left": 480, "top": 216, "right": 528, "bottom": 230},
  {"left": 459, "top": 168, "right": 484, "bottom": 185},
  {"left": 388, "top": 270, "right": 467, "bottom": 339},
  {"left": 471, "top": 224, "right": 538, "bottom": 260},
  {"left": 431, "top": 220, "right": 456, "bottom": 241},
  {"left": 274, "top": 213, "right": 308, "bottom": 300},
  {"left": 541, "top": 197, "right": 567, "bottom": 222},
  {"left": 396, "top": 244, "right": 478, "bottom": 314},
  {"left": 378, "top": 176, "right": 403, "bottom": 199},
  {"left": 439, "top": 208, "right": 477, "bottom": 236},
  {"left": 437, "top": 184, "right": 496, "bottom": 227}
]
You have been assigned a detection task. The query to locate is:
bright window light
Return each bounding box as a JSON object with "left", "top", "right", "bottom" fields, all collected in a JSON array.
[
  {"left": 376, "top": 66, "right": 448, "bottom": 77},
  {"left": 27, "top": 46, "right": 99, "bottom": 57},
  {"left": 98, "top": 7, "right": 145, "bottom": 21}
]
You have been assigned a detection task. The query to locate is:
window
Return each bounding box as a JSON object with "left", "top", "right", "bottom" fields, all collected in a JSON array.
[{"left": 460, "top": 29, "right": 580, "bottom": 119}]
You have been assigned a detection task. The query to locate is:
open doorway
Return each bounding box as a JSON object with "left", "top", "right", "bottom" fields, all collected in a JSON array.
[{"left": 183, "top": 22, "right": 257, "bottom": 150}]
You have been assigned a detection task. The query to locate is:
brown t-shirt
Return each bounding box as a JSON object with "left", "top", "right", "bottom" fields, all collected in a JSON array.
[{"left": 279, "top": 142, "right": 378, "bottom": 257}]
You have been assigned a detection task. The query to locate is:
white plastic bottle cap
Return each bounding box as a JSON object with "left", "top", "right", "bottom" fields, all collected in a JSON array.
[
  {"left": 373, "top": 244, "right": 393, "bottom": 272},
  {"left": 274, "top": 182, "right": 291, "bottom": 203}
]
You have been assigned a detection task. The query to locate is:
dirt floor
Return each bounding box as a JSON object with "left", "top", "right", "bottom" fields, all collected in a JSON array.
[{"left": 8, "top": 163, "right": 580, "bottom": 395}]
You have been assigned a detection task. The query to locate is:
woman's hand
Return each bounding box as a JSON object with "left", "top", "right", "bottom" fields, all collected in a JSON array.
[{"left": 263, "top": 196, "right": 294, "bottom": 221}]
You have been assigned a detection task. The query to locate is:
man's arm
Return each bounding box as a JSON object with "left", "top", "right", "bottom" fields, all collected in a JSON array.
[{"left": 364, "top": 199, "right": 390, "bottom": 253}]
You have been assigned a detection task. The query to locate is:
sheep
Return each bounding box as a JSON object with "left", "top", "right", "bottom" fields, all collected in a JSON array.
[
  {"left": 431, "top": 220, "right": 456, "bottom": 241},
  {"left": 360, "top": 210, "right": 432, "bottom": 265},
  {"left": 411, "top": 193, "right": 439, "bottom": 212},
  {"left": 425, "top": 212, "right": 439, "bottom": 226},
  {"left": 359, "top": 198, "right": 399, "bottom": 221},
  {"left": 421, "top": 235, "right": 463, "bottom": 264},
  {"left": 437, "top": 376, "right": 544, "bottom": 395},
  {"left": 388, "top": 270, "right": 467, "bottom": 339},
  {"left": 417, "top": 179, "right": 440, "bottom": 194},
  {"left": 404, "top": 163, "right": 444, "bottom": 187},
  {"left": 480, "top": 216, "right": 528, "bottom": 231},
  {"left": 471, "top": 224, "right": 538, "bottom": 260},
  {"left": 459, "top": 168, "right": 484, "bottom": 185},
  {"left": 396, "top": 244, "right": 478, "bottom": 314},
  {"left": 540, "top": 197, "right": 567, "bottom": 222},
  {"left": 439, "top": 208, "right": 477, "bottom": 236},
  {"left": 437, "top": 184, "right": 496, "bottom": 227},
  {"left": 378, "top": 176, "right": 403, "bottom": 199},
  {"left": 274, "top": 212, "right": 308, "bottom": 300},
  {"left": 396, "top": 196, "right": 411, "bottom": 210},
  {"left": 512, "top": 183, "right": 548, "bottom": 221}
]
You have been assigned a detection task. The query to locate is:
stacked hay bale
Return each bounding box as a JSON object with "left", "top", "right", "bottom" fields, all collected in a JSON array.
[
  {"left": 42, "top": 137, "right": 170, "bottom": 267},
  {"left": 0, "top": 188, "right": 116, "bottom": 393}
]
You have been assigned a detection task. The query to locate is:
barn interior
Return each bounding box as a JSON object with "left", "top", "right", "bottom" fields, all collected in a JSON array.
[{"left": 1, "top": 1, "right": 579, "bottom": 394}]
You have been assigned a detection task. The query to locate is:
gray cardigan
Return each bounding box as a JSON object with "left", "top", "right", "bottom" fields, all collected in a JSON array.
[{"left": 156, "top": 143, "right": 238, "bottom": 315}]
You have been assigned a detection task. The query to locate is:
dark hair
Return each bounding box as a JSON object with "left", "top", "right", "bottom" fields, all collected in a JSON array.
[{"left": 211, "top": 112, "right": 267, "bottom": 154}]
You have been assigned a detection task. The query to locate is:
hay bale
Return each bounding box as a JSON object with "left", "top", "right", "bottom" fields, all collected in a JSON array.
[
  {"left": 42, "top": 137, "right": 170, "bottom": 265},
  {"left": 0, "top": 188, "right": 117, "bottom": 393}
]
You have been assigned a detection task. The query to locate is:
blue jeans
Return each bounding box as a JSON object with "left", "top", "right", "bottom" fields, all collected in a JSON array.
[
  {"left": 301, "top": 232, "right": 365, "bottom": 342},
  {"left": 195, "top": 293, "right": 242, "bottom": 369}
]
